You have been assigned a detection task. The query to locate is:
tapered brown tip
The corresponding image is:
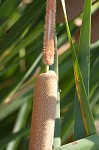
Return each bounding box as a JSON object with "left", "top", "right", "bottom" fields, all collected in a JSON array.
[{"left": 43, "top": 0, "right": 56, "bottom": 65}]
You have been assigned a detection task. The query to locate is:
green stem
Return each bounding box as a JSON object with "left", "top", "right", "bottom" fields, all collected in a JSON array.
[{"left": 53, "top": 36, "right": 61, "bottom": 148}]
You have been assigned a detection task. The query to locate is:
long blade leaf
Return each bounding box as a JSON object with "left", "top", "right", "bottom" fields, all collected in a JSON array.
[
  {"left": 54, "top": 134, "right": 99, "bottom": 150},
  {"left": 74, "top": 0, "right": 92, "bottom": 139},
  {"left": 61, "top": 0, "right": 96, "bottom": 136}
]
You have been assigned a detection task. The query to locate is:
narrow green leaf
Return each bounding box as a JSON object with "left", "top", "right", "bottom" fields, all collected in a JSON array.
[
  {"left": 1, "top": 24, "right": 43, "bottom": 66},
  {"left": 54, "top": 134, "right": 99, "bottom": 150},
  {"left": 4, "top": 53, "right": 42, "bottom": 103},
  {"left": 74, "top": 95, "right": 86, "bottom": 139},
  {"left": 61, "top": 0, "right": 96, "bottom": 137},
  {"left": 0, "top": 89, "right": 33, "bottom": 121},
  {"left": 61, "top": 105, "right": 74, "bottom": 145},
  {"left": 78, "top": 0, "right": 91, "bottom": 94},
  {"left": 0, "top": 126, "right": 29, "bottom": 150},
  {"left": 74, "top": 0, "right": 93, "bottom": 139},
  {"left": 0, "top": 0, "right": 20, "bottom": 17},
  {"left": 54, "top": 92, "right": 61, "bottom": 148},
  {"left": 0, "top": 0, "right": 45, "bottom": 54},
  {"left": 0, "top": 54, "right": 42, "bottom": 121},
  {"left": 6, "top": 100, "right": 32, "bottom": 150},
  {"left": 50, "top": 37, "right": 61, "bottom": 148}
]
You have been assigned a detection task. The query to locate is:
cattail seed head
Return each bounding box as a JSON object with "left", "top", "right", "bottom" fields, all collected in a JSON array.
[
  {"left": 29, "top": 71, "right": 57, "bottom": 150},
  {"left": 43, "top": 0, "right": 56, "bottom": 65}
]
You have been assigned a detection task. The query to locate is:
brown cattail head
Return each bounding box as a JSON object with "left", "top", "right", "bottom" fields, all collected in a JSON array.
[
  {"left": 29, "top": 71, "right": 57, "bottom": 150},
  {"left": 43, "top": 0, "right": 56, "bottom": 65}
]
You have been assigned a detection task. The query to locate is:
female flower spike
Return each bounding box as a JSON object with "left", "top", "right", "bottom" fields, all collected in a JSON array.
[
  {"left": 43, "top": 0, "right": 56, "bottom": 65},
  {"left": 29, "top": 71, "right": 57, "bottom": 150}
]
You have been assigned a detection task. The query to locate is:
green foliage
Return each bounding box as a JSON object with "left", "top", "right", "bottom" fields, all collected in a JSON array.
[
  {"left": 0, "top": 0, "right": 99, "bottom": 150},
  {"left": 74, "top": 0, "right": 95, "bottom": 139},
  {"left": 55, "top": 134, "right": 99, "bottom": 150}
]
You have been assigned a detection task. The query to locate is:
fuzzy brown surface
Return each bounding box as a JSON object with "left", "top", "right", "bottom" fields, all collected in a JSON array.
[
  {"left": 29, "top": 71, "right": 57, "bottom": 150},
  {"left": 43, "top": 0, "right": 56, "bottom": 65}
]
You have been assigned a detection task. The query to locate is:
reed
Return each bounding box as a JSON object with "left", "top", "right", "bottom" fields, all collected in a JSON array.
[
  {"left": 29, "top": 71, "right": 57, "bottom": 150},
  {"left": 43, "top": 0, "right": 56, "bottom": 65}
]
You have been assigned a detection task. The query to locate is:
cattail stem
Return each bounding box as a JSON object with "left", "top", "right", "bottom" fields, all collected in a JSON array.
[
  {"left": 53, "top": 36, "right": 61, "bottom": 148},
  {"left": 43, "top": 0, "right": 56, "bottom": 65},
  {"left": 45, "top": 65, "right": 49, "bottom": 72},
  {"left": 29, "top": 71, "right": 57, "bottom": 150}
]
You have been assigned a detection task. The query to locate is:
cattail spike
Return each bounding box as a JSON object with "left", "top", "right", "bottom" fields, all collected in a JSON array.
[
  {"left": 29, "top": 71, "right": 57, "bottom": 150},
  {"left": 43, "top": 0, "right": 56, "bottom": 65}
]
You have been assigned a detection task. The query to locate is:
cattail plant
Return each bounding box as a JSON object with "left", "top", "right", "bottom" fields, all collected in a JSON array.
[
  {"left": 29, "top": 1, "right": 57, "bottom": 149},
  {"left": 29, "top": 71, "right": 57, "bottom": 150},
  {"left": 1, "top": 0, "right": 99, "bottom": 149},
  {"left": 43, "top": 0, "right": 56, "bottom": 65}
]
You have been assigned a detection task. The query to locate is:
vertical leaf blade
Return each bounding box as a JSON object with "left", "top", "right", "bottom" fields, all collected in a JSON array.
[
  {"left": 78, "top": 0, "right": 91, "bottom": 95},
  {"left": 74, "top": 0, "right": 94, "bottom": 140},
  {"left": 61, "top": 0, "right": 96, "bottom": 139}
]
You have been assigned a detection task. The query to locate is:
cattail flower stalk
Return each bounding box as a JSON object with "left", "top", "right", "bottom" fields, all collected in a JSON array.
[
  {"left": 29, "top": 71, "right": 57, "bottom": 150},
  {"left": 43, "top": 0, "right": 56, "bottom": 65}
]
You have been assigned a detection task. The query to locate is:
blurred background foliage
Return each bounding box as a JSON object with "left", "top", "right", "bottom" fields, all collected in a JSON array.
[{"left": 0, "top": 0, "right": 99, "bottom": 150}]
